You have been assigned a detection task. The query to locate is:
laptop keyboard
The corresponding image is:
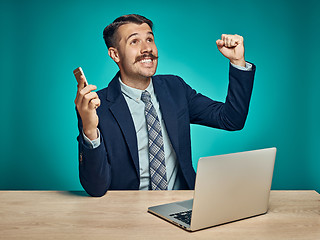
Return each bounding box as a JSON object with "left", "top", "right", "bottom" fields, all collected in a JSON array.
[{"left": 170, "top": 210, "right": 192, "bottom": 225}]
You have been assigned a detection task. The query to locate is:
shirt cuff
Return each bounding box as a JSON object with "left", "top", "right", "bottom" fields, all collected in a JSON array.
[
  {"left": 230, "top": 62, "right": 253, "bottom": 71},
  {"left": 82, "top": 128, "right": 101, "bottom": 149}
]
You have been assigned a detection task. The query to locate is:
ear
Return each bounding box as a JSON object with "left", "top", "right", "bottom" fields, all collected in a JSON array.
[{"left": 108, "top": 47, "right": 120, "bottom": 63}]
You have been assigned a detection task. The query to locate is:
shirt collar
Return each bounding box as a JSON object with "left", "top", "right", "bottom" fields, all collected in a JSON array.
[{"left": 119, "top": 77, "right": 155, "bottom": 103}]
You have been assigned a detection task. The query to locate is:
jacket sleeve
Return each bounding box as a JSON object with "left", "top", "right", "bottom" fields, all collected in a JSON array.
[
  {"left": 76, "top": 110, "right": 111, "bottom": 197},
  {"left": 185, "top": 63, "right": 256, "bottom": 130}
]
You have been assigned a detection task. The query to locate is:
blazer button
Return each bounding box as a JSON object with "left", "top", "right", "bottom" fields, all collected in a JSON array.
[{"left": 79, "top": 153, "right": 83, "bottom": 164}]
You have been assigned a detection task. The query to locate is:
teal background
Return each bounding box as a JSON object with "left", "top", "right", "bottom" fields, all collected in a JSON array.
[{"left": 1, "top": 0, "right": 319, "bottom": 192}]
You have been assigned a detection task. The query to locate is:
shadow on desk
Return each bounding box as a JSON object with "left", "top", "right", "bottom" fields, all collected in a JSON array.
[{"left": 58, "top": 191, "right": 89, "bottom": 197}]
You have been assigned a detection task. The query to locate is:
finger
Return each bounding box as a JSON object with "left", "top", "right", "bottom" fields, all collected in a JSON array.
[
  {"left": 232, "top": 34, "right": 243, "bottom": 46},
  {"left": 82, "top": 91, "right": 99, "bottom": 107},
  {"left": 89, "top": 98, "right": 101, "bottom": 109},
  {"left": 224, "top": 35, "right": 231, "bottom": 47},
  {"left": 75, "top": 76, "right": 88, "bottom": 105},
  {"left": 221, "top": 34, "right": 226, "bottom": 42},
  {"left": 230, "top": 38, "right": 236, "bottom": 47},
  {"left": 76, "top": 76, "right": 85, "bottom": 90},
  {"left": 75, "top": 87, "right": 84, "bottom": 106},
  {"left": 216, "top": 39, "right": 224, "bottom": 47},
  {"left": 78, "top": 75, "right": 88, "bottom": 90},
  {"left": 221, "top": 34, "right": 243, "bottom": 48},
  {"left": 79, "top": 85, "right": 97, "bottom": 96},
  {"left": 76, "top": 85, "right": 97, "bottom": 107}
]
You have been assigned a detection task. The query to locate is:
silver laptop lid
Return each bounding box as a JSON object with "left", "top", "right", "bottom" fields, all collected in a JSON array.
[{"left": 190, "top": 147, "right": 276, "bottom": 231}]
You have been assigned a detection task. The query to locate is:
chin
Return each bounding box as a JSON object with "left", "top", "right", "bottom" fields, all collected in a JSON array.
[{"left": 140, "top": 68, "right": 157, "bottom": 78}]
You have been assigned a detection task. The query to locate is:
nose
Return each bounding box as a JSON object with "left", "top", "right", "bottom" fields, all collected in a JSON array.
[{"left": 140, "top": 40, "right": 152, "bottom": 54}]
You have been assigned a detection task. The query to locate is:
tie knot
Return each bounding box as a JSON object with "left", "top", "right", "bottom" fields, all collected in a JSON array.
[{"left": 141, "top": 90, "right": 151, "bottom": 104}]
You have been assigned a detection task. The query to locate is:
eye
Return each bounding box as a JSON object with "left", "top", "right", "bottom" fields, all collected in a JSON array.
[
  {"left": 147, "top": 37, "right": 154, "bottom": 43},
  {"left": 130, "top": 39, "right": 138, "bottom": 45}
]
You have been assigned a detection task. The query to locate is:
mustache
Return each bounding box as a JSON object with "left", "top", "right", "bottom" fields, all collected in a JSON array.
[{"left": 134, "top": 53, "right": 158, "bottom": 63}]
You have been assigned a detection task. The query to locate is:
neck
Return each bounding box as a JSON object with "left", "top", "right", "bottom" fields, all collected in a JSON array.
[{"left": 120, "top": 73, "right": 151, "bottom": 90}]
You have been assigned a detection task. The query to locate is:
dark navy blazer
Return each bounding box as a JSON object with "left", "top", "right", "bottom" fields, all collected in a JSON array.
[{"left": 77, "top": 63, "right": 256, "bottom": 197}]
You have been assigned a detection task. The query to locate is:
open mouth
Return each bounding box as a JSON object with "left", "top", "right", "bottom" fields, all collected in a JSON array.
[
  {"left": 137, "top": 57, "right": 157, "bottom": 68},
  {"left": 135, "top": 54, "right": 158, "bottom": 65},
  {"left": 139, "top": 58, "right": 153, "bottom": 63}
]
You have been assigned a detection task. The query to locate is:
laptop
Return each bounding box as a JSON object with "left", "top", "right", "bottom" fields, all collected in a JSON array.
[{"left": 148, "top": 147, "right": 277, "bottom": 231}]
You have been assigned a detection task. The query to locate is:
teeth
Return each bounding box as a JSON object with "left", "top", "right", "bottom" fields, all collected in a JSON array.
[{"left": 140, "top": 59, "right": 152, "bottom": 63}]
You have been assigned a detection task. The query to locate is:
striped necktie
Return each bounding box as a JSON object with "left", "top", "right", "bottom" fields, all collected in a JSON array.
[{"left": 141, "top": 90, "right": 168, "bottom": 190}]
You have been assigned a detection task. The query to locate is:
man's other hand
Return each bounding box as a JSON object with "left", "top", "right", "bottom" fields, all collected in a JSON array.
[
  {"left": 74, "top": 74, "right": 100, "bottom": 140},
  {"left": 216, "top": 34, "right": 245, "bottom": 67}
]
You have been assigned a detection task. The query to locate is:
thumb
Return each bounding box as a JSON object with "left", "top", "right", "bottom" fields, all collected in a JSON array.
[{"left": 216, "top": 39, "right": 224, "bottom": 49}]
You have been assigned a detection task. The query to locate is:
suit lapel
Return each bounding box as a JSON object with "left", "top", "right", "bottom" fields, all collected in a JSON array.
[
  {"left": 106, "top": 73, "right": 140, "bottom": 177},
  {"left": 153, "top": 77, "right": 180, "bottom": 157}
]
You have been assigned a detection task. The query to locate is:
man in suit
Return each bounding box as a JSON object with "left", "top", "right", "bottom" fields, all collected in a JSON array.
[{"left": 75, "top": 14, "right": 255, "bottom": 197}]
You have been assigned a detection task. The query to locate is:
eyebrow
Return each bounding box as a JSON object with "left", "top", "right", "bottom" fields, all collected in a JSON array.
[{"left": 126, "top": 31, "right": 154, "bottom": 42}]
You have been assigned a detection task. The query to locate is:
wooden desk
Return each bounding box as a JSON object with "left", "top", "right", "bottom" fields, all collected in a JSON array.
[{"left": 0, "top": 190, "right": 319, "bottom": 239}]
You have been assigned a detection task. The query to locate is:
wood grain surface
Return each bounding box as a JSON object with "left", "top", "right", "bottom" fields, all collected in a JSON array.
[{"left": 0, "top": 190, "right": 319, "bottom": 239}]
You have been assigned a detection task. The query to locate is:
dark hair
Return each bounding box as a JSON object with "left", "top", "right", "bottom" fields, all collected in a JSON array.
[{"left": 103, "top": 14, "right": 153, "bottom": 49}]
